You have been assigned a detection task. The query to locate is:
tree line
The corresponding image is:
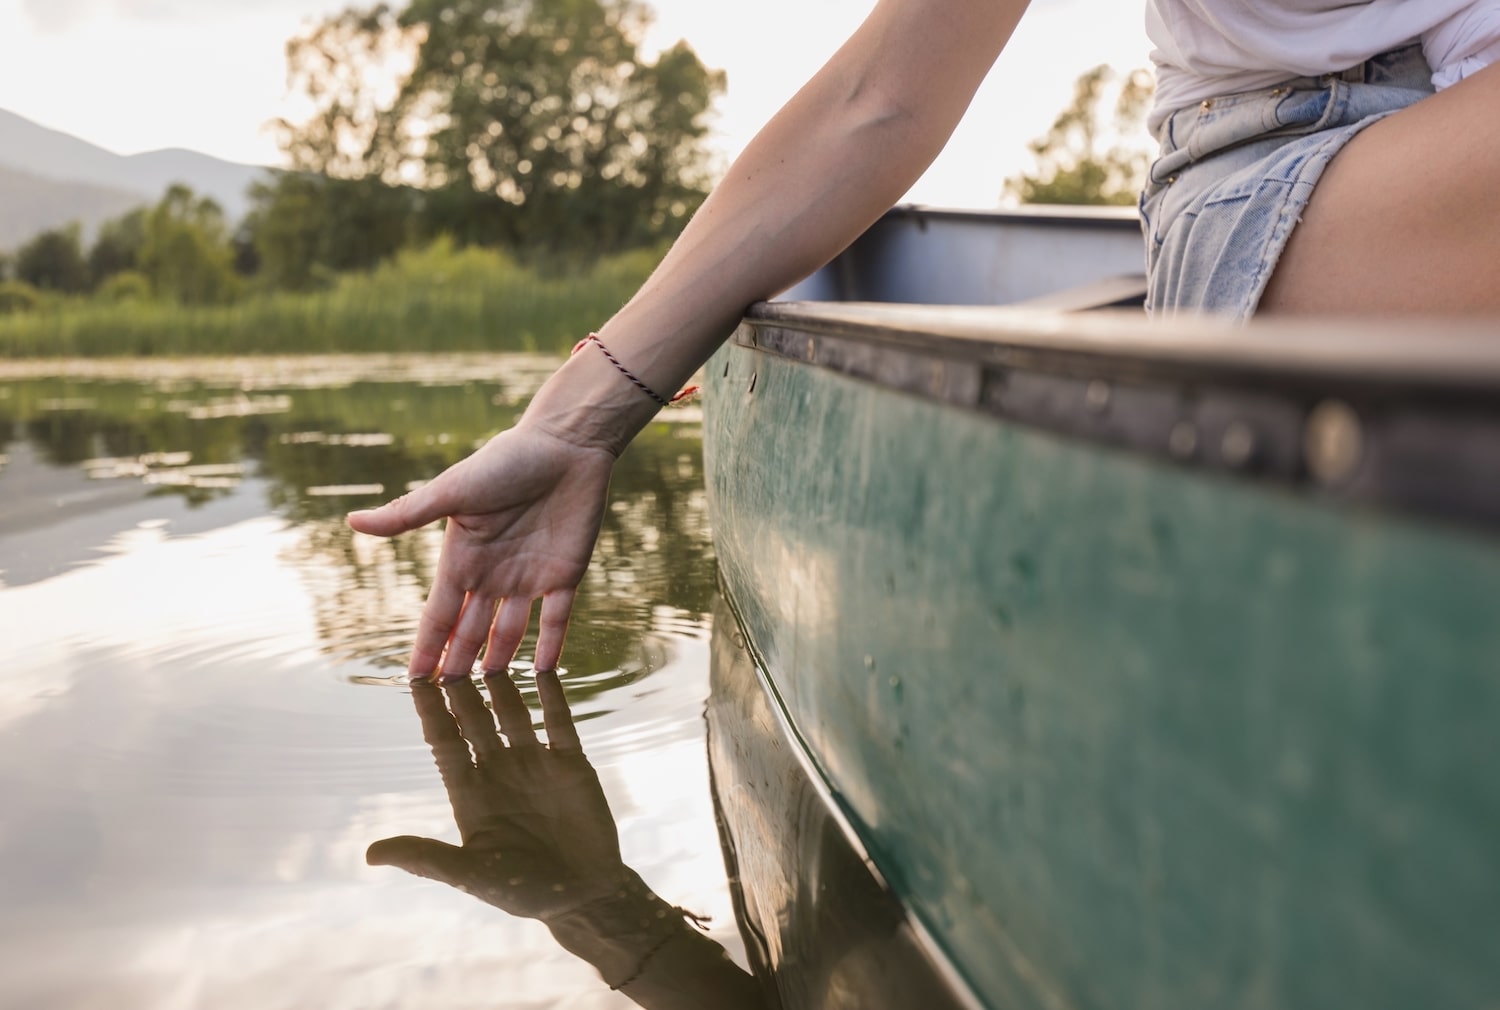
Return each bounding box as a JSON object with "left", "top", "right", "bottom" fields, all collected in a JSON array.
[
  {"left": 1, "top": 0, "right": 723, "bottom": 311},
  {"left": 1, "top": 1, "right": 1153, "bottom": 317}
]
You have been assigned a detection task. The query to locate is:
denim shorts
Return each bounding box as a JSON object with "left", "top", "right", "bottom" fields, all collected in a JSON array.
[{"left": 1141, "top": 45, "right": 1436, "bottom": 319}]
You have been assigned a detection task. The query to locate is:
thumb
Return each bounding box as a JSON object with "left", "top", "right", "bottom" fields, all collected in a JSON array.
[
  {"left": 347, "top": 479, "right": 452, "bottom": 537},
  {"left": 366, "top": 835, "right": 471, "bottom": 886}
]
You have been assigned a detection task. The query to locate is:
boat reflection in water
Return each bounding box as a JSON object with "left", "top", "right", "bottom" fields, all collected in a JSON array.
[
  {"left": 369, "top": 670, "right": 765, "bottom": 1009},
  {"left": 707, "top": 595, "right": 975, "bottom": 1010}
]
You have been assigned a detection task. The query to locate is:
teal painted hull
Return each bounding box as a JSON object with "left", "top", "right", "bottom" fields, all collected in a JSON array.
[{"left": 704, "top": 322, "right": 1500, "bottom": 1009}]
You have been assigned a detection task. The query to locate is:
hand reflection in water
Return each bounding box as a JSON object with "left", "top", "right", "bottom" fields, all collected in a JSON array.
[{"left": 369, "top": 671, "right": 765, "bottom": 1009}]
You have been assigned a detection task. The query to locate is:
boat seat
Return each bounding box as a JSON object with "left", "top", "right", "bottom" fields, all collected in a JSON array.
[{"left": 1009, "top": 273, "right": 1148, "bottom": 312}]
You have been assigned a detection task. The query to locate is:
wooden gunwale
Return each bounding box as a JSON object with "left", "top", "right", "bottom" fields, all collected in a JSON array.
[{"left": 738, "top": 304, "right": 1500, "bottom": 528}]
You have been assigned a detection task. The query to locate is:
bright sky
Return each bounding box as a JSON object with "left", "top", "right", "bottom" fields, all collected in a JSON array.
[{"left": 0, "top": 0, "right": 1151, "bottom": 207}]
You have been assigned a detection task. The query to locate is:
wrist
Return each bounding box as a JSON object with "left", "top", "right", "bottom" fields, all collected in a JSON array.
[{"left": 519, "top": 341, "right": 664, "bottom": 458}]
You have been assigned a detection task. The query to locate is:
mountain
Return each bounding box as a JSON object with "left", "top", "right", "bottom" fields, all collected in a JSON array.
[
  {"left": 0, "top": 108, "right": 271, "bottom": 248},
  {"left": 0, "top": 164, "right": 147, "bottom": 251}
]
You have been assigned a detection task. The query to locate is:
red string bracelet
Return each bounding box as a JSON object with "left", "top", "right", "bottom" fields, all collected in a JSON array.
[{"left": 572, "top": 333, "right": 699, "bottom": 406}]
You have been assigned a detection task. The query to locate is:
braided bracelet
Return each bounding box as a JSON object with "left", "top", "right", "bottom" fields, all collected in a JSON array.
[{"left": 573, "top": 333, "right": 698, "bottom": 406}]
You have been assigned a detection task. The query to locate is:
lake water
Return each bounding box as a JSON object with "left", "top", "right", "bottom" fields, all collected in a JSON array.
[{"left": 0, "top": 355, "right": 750, "bottom": 1009}]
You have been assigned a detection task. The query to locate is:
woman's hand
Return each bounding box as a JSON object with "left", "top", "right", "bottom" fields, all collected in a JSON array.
[{"left": 347, "top": 422, "right": 614, "bottom": 679}]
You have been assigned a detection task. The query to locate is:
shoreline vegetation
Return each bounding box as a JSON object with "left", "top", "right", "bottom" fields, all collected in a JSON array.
[
  {"left": 0, "top": 0, "right": 722, "bottom": 360},
  {"left": 0, "top": 0, "right": 1145, "bottom": 364},
  {"left": 0, "top": 239, "right": 661, "bottom": 358}
]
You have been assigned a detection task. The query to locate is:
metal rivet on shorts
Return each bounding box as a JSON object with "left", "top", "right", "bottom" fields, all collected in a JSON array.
[
  {"left": 1303, "top": 400, "right": 1363, "bottom": 486},
  {"left": 1166, "top": 174, "right": 1178, "bottom": 185},
  {"left": 1085, "top": 381, "right": 1111, "bottom": 413},
  {"left": 1270, "top": 87, "right": 1286, "bottom": 96},
  {"left": 1221, "top": 422, "right": 1257, "bottom": 468},
  {"left": 1168, "top": 421, "right": 1198, "bottom": 459},
  {"left": 1200, "top": 99, "right": 1214, "bottom": 110}
]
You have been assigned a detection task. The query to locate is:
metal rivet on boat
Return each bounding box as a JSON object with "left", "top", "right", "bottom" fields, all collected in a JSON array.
[
  {"left": 1085, "top": 380, "right": 1110, "bottom": 413},
  {"left": 1303, "top": 399, "right": 1363, "bottom": 486},
  {"left": 1221, "top": 422, "right": 1256, "bottom": 467},
  {"left": 747, "top": 371, "right": 757, "bottom": 394},
  {"left": 1168, "top": 421, "right": 1197, "bottom": 459}
]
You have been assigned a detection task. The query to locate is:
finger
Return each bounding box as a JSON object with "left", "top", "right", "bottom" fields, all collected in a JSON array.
[
  {"left": 533, "top": 589, "right": 576, "bottom": 674},
  {"left": 443, "top": 675, "right": 505, "bottom": 763},
  {"left": 483, "top": 669, "right": 540, "bottom": 747},
  {"left": 536, "top": 668, "right": 581, "bottom": 752},
  {"left": 347, "top": 476, "right": 454, "bottom": 538},
  {"left": 366, "top": 835, "right": 469, "bottom": 887},
  {"left": 409, "top": 579, "right": 467, "bottom": 680},
  {"left": 482, "top": 596, "right": 534, "bottom": 675},
  {"left": 439, "top": 594, "right": 496, "bottom": 681},
  {"left": 410, "top": 680, "right": 473, "bottom": 783}
]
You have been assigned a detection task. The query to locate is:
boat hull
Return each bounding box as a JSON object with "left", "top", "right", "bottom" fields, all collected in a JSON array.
[{"left": 703, "top": 318, "right": 1500, "bottom": 1009}]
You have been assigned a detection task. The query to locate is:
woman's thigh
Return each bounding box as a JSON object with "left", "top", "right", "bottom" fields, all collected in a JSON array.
[
  {"left": 1142, "top": 46, "right": 1435, "bottom": 320},
  {"left": 1260, "top": 60, "right": 1500, "bottom": 316}
]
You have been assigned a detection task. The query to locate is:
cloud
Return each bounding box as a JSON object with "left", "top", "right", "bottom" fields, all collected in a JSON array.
[
  {"left": 20, "top": 0, "right": 101, "bottom": 33},
  {"left": 22, "top": 0, "right": 341, "bottom": 33}
]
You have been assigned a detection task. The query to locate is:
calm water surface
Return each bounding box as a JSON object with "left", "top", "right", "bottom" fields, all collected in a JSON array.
[{"left": 0, "top": 355, "right": 747, "bottom": 1009}]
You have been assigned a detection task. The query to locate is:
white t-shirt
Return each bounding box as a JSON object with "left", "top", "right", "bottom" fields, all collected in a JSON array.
[{"left": 1146, "top": 0, "right": 1500, "bottom": 130}]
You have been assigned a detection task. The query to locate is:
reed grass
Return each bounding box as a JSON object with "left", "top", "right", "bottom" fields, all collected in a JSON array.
[{"left": 0, "top": 239, "right": 662, "bottom": 357}]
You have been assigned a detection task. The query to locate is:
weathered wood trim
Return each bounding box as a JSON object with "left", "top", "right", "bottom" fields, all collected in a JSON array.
[
  {"left": 735, "top": 307, "right": 1500, "bottom": 528},
  {"left": 743, "top": 302, "right": 1500, "bottom": 390}
]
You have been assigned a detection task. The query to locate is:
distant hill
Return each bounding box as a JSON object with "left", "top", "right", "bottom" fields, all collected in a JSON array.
[
  {"left": 0, "top": 108, "right": 271, "bottom": 249},
  {"left": 0, "top": 164, "right": 148, "bottom": 251}
]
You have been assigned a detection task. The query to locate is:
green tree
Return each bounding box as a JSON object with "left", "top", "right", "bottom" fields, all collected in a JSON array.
[
  {"left": 272, "top": 4, "right": 418, "bottom": 179},
  {"left": 15, "top": 224, "right": 89, "bottom": 293},
  {"left": 244, "top": 173, "right": 330, "bottom": 291},
  {"left": 277, "top": 0, "right": 724, "bottom": 256},
  {"left": 246, "top": 172, "right": 418, "bottom": 290},
  {"left": 96, "top": 270, "right": 152, "bottom": 303},
  {"left": 0, "top": 279, "right": 45, "bottom": 314},
  {"left": 1006, "top": 65, "right": 1155, "bottom": 207},
  {"left": 140, "top": 184, "right": 239, "bottom": 304},
  {"left": 87, "top": 207, "right": 149, "bottom": 288}
]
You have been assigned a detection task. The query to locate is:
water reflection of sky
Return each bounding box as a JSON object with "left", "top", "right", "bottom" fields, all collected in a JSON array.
[{"left": 0, "top": 356, "right": 738, "bottom": 1009}]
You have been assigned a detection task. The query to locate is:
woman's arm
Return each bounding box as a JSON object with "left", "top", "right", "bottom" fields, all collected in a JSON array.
[
  {"left": 349, "top": 0, "right": 1030, "bottom": 679},
  {"left": 531, "top": 0, "right": 1031, "bottom": 453}
]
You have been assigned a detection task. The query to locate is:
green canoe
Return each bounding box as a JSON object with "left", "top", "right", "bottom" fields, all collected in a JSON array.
[{"left": 703, "top": 207, "right": 1500, "bottom": 1010}]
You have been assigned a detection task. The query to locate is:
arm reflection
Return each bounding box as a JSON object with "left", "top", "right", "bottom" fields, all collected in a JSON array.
[{"left": 368, "top": 671, "right": 766, "bottom": 1009}]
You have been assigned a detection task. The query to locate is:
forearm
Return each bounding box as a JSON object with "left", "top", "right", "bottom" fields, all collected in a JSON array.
[{"left": 525, "top": 0, "right": 1029, "bottom": 453}]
